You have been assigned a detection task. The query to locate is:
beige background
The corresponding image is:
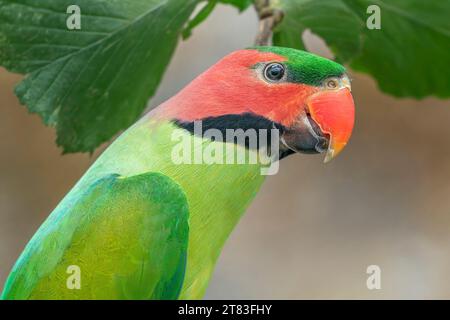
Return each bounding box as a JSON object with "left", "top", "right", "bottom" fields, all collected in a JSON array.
[{"left": 1, "top": 5, "right": 450, "bottom": 299}]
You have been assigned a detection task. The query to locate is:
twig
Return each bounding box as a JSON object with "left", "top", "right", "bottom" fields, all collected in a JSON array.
[{"left": 254, "top": 0, "right": 284, "bottom": 46}]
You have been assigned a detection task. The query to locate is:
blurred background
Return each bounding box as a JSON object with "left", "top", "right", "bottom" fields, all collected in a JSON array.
[{"left": 1, "top": 5, "right": 450, "bottom": 299}]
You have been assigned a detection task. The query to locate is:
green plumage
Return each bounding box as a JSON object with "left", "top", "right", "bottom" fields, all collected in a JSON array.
[
  {"left": 1, "top": 119, "right": 265, "bottom": 299},
  {"left": 2, "top": 172, "right": 189, "bottom": 299}
]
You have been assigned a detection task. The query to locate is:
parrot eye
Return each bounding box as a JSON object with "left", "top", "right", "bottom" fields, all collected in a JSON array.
[
  {"left": 325, "top": 78, "right": 339, "bottom": 89},
  {"left": 264, "top": 63, "right": 285, "bottom": 82}
]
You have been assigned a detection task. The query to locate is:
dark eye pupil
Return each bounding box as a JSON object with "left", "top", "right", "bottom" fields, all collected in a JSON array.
[{"left": 265, "top": 63, "right": 285, "bottom": 81}]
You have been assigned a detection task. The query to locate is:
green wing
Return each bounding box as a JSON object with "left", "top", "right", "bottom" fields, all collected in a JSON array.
[{"left": 1, "top": 172, "right": 189, "bottom": 300}]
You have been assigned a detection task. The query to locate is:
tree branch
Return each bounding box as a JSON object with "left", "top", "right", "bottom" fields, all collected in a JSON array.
[{"left": 254, "top": 0, "right": 284, "bottom": 46}]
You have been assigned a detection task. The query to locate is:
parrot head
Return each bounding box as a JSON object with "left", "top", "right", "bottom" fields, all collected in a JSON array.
[{"left": 165, "top": 46, "right": 355, "bottom": 162}]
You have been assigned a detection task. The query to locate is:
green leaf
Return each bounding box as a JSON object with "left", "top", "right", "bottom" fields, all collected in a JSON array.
[
  {"left": 274, "top": 0, "right": 450, "bottom": 98},
  {"left": 182, "top": 0, "right": 218, "bottom": 40},
  {"left": 0, "top": 0, "right": 200, "bottom": 152},
  {"left": 182, "top": 0, "right": 252, "bottom": 40},
  {"left": 219, "top": 0, "right": 252, "bottom": 12}
]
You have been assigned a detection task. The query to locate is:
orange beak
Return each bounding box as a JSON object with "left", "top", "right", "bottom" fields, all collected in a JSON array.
[{"left": 307, "top": 88, "right": 355, "bottom": 163}]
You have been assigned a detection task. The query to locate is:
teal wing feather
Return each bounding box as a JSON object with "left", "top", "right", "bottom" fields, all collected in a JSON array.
[{"left": 1, "top": 172, "right": 189, "bottom": 300}]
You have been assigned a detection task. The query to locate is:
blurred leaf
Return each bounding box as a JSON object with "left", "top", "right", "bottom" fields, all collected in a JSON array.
[
  {"left": 0, "top": 0, "right": 199, "bottom": 152},
  {"left": 219, "top": 0, "right": 252, "bottom": 12},
  {"left": 182, "top": 0, "right": 218, "bottom": 40},
  {"left": 274, "top": 0, "right": 450, "bottom": 98},
  {"left": 182, "top": 0, "right": 252, "bottom": 40}
]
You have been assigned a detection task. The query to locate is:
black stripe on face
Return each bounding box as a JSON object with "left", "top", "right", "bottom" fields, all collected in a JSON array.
[{"left": 173, "top": 112, "right": 286, "bottom": 152}]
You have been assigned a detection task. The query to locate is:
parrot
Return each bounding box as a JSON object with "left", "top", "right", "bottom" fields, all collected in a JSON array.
[{"left": 1, "top": 46, "right": 355, "bottom": 300}]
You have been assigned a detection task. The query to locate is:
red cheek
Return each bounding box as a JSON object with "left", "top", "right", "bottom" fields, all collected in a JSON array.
[{"left": 258, "top": 83, "right": 318, "bottom": 126}]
